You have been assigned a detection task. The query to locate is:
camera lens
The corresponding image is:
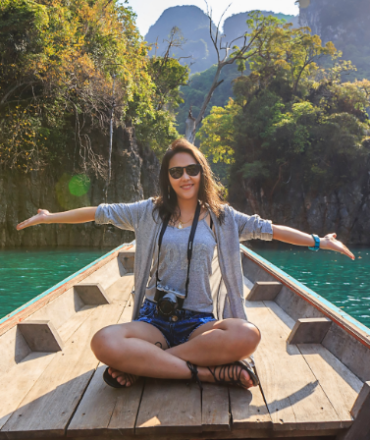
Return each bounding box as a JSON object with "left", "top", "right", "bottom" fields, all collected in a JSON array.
[{"left": 158, "top": 292, "right": 178, "bottom": 316}]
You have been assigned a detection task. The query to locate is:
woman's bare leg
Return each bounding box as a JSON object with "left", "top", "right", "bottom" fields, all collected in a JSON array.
[
  {"left": 91, "top": 318, "right": 260, "bottom": 389},
  {"left": 168, "top": 318, "right": 260, "bottom": 365},
  {"left": 168, "top": 318, "right": 260, "bottom": 388},
  {"left": 91, "top": 321, "right": 192, "bottom": 385}
]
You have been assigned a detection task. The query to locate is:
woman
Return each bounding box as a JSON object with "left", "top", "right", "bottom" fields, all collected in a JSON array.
[{"left": 16, "top": 138, "right": 354, "bottom": 391}]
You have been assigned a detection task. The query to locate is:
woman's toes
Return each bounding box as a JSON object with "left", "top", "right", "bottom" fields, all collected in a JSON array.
[
  {"left": 108, "top": 367, "right": 118, "bottom": 378},
  {"left": 106, "top": 367, "right": 138, "bottom": 387},
  {"left": 240, "top": 370, "right": 254, "bottom": 389},
  {"left": 116, "top": 375, "right": 127, "bottom": 385}
]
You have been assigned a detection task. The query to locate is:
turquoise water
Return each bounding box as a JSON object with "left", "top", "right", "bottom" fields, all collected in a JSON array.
[
  {"left": 256, "top": 246, "right": 370, "bottom": 328},
  {"left": 0, "top": 248, "right": 114, "bottom": 320},
  {"left": 0, "top": 246, "right": 369, "bottom": 328}
]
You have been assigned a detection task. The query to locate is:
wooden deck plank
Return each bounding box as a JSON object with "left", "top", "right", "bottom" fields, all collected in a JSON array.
[
  {"left": 265, "top": 301, "right": 363, "bottom": 426},
  {"left": 1, "top": 301, "right": 125, "bottom": 439},
  {"left": 0, "top": 432, "right": 341, "bottom": 440},
  {"left": 67, "top": 364, "right": 144, "bottom": 437},
  {"left": 201, "top": 384, "right": 230, "bottom": 431},
  {"left": 106, "top": 378, "right": 144, "bottom": 434},
  {"left": 230, "top": 383, "right": 272, "bottom": 430},
  {"left": 245, "top": 300, "right": 342, "bottom": 431},
  {"left": 67, "top": 293, "right": 144, "bottom": 437},
  {"left": 57, "top": 306, "right": 95, "bottom": 343},
  {"left": 0, "top": 352, "right": 56, "bottom": 436},
  {"left": 298, "top": 344, "right": 363, "bottom": 425},
  {"left": 105, "top": 275, "right": 134, "bottom": 303},
  {"left": 135, "top": 379, "right": 202, "bottom": 435},
  {"left": 0, "top": 295, "right": 110, "bottom": 437},
  {"left": 341, "top": 381, "right": 370, "bottom": 440}
]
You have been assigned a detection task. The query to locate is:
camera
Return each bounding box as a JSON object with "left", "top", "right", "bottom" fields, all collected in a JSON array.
[{"left": 154, "top": 285, "right": 185, "bottom": 316}]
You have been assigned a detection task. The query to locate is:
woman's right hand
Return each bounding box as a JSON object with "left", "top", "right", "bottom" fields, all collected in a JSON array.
[{"left": 16, "top": 209, "right": 51, "bottom": 231}]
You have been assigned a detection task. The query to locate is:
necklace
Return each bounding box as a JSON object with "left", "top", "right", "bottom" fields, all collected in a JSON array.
[{"left": 177, "top": 216, "right": 194, "bottom": 229}]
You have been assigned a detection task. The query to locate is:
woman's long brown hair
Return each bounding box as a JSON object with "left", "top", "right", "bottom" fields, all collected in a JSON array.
[{"left": 153, "top": 138, "right": 226, "bottom": 223}]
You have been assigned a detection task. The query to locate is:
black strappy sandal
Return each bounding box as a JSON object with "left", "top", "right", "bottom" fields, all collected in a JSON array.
[
  {"left": 208, "top": 359, "right": 259, "bottom": 388},
  {"left": 186, "top": 361, "right": 203, "bottom": 391},
  {"left": 103, "top": 367, "right": 137, "bottom": 389}
]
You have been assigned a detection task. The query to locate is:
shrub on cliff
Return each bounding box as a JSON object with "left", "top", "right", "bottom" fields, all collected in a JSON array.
[
  {"left": 0, "top": 0, "right": 187, "bottom": 176},
  {"left": 197, "top": 15, "right": 370, "bottom": 197}
]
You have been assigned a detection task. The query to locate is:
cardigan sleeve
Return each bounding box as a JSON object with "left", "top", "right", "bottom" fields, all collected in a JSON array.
[
  {"left": 94, "top": 199, "right": 153, "bottom": 232},
  {"left": 232, "top": 208, "right": 273, "bottom": 241}
]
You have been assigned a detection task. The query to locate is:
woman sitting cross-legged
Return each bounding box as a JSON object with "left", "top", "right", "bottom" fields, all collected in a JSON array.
[{"left": 16, "top": 138, "right": 354, "bottom": 390}]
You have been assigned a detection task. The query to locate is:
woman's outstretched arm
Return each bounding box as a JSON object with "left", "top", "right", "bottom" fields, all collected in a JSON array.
[
  {"left": 16, "top": 207, "right": 97, "bottom": 230},
  {"left": 272, "top": 225, "right": 355, "bottom": 260}
]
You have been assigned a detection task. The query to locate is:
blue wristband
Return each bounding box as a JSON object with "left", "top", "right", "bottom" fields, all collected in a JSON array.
[{"left": 308, "top": 234, "right": 320, "bottom": 252}]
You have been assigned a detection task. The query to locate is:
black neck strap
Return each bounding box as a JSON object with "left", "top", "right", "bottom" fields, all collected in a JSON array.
[{"left": 156, "top": 202, "right": 201, "bottom": 299}]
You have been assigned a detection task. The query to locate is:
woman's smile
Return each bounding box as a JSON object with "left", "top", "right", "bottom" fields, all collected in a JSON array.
[
  {"left": 181, "top": 184, "right": 193, "bottom": 190},
  {"left": 168, "top": 152, "right": 201, "bottom": 200}
]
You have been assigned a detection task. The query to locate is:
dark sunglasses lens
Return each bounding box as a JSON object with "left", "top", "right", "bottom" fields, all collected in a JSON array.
[
  {"left": 169, "top": 167, "right": 183, "bottom": 179},
  {"left": 186, "top": 164, "right": 201, "bottom": 176}
]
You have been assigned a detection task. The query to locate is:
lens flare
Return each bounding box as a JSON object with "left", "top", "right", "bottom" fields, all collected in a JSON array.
[
  {"left": 68, "top": 174, "right": 91, "bottom": 197},
  {"left": 55, "top": 173, "right": 90, "bottom": 210}
]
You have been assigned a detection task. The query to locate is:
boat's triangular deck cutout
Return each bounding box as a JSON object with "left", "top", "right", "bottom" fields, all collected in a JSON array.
[
  {"left": 74, "top": 283, "right": 110, "bottom": 306},
  {"left": 288, "top": 317, "right": 332, "bottom": 344},
  {"left": 17, "top": 320, "right": 63, "bottom": 352},
  {"left": 118, "top": 250, "right": 135, "bottom": 274},
  {"left": 246, "top": 281, "right": 282, "bottom": 301}
]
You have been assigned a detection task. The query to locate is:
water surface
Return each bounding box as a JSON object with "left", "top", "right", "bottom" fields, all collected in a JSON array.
[
  {"left": 256, "top": 246, "right": 370, "bottom": 328},
  {"left": 0, "top": 246, "right": 369, "bottom": 328},
  {"left": 0, "top": 248, "right": 114, "bottom": 320}
]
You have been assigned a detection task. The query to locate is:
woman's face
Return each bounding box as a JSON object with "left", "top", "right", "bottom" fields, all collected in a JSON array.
[{"left": 168, "top": 152, "right": 201, "bottom": 202}]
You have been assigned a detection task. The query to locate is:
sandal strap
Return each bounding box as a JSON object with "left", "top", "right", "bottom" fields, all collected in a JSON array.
[
  {"left": 186, "top": 361, "right": 203, "bottom": 391},
  {"left": 208, "top": 363, "right": 244, "bottom": 388}
]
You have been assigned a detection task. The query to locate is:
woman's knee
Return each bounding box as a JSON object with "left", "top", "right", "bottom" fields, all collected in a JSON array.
[
  {"left": 90, "top": 324, "right": 126, "bottom": 362},
  {"left": 225, "top": 319, "right": 261, "bottom": 356}
]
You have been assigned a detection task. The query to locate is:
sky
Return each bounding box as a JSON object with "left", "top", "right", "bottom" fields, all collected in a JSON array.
[{"left": 126, "top": 0, "right": 300, "bottom": 37}]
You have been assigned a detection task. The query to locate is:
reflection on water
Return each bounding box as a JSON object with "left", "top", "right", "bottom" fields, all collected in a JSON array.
[
  {"left": 256, "top": 246, "right": 370, "bottom": 328},
  {"left": 0, "top": 248, "right": 113, "bottom": 320}
]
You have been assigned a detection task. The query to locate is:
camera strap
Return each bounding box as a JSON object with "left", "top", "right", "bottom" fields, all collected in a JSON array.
[{"left": 155, "top": 201, "right": 201, "bottom": 299}]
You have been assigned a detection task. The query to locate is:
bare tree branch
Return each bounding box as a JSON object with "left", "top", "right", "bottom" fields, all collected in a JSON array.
[{"left": 186, "top": 10, "right": 271, "bottom": 143}]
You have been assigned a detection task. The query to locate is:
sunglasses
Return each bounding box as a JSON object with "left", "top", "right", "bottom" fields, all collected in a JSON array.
[{"left": 168, "top": 164, "right": 202, "bottom": 179}]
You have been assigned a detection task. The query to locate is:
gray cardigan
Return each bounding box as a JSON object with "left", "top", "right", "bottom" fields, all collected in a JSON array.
[{"left": 95, "top": 199, "right": 273, "bottom": 321}]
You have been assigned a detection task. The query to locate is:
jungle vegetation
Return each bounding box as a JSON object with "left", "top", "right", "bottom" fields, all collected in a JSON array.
[
  {"left": 196, "top": 15, "right": 370, "bottom": 196},
  {"left": 0, "top": 0, "right": 188, "bottom": 177},
  {"left": 2, "top": 1, "right": 370, "bottom": 202}
]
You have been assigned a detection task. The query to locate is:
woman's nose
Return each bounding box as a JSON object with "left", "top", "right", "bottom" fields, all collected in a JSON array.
[{"left": 182, "top": 171, "right": 191, "bottom": 180}]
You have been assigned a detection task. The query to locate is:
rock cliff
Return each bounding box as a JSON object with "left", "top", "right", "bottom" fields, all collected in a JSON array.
[
  {"left": 229, "top": 177, "right": 370, "bottom": 245},
  {"left": 145, "top": 6, "right": 299, "bottom": 75},
  {"left": 298, "top": 0, "right": 370, "bottom": 81},
  {"left": 0, "top": 126, "right": 160, "bottom": 249}
]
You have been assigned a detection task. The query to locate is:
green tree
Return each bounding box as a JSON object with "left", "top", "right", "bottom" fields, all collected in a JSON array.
[
  {"left": 197, "top": 14, "right": 370, "bottom": 199},
  {"left": 0, "top": 0, "right": 186, "bottom": 173}
]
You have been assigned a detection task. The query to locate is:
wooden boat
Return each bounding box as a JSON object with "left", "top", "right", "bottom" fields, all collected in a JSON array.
[{"left": 0, "top": 241, "right": 369, "bottom": 440}]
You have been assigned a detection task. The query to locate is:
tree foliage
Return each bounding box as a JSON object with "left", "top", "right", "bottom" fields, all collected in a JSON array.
[
  {"left": 197, "top": 14, "right": 370, "bottom": 195},
  {"left": 0, "top": 0, "right": 186, "bottom": 174},
  {"left": 196, "top": 98, "right": 240, "bottom": 164}
]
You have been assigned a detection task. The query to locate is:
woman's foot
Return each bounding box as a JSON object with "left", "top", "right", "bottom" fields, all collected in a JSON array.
[
  {"left": 199, "top": 364, "right": 255, "bottom": 389},
  {"left": 107, "top": 367, "right": 138, "bottom": 387}
]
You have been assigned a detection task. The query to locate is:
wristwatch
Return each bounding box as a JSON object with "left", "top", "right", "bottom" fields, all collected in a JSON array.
[{"left": 308, "top": 234, "right": 320, "bottom": 252}]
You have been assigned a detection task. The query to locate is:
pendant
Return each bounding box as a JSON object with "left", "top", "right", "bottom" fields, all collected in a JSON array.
[{"left": 178, "top": 222, "right": 183, "bottom": 229}]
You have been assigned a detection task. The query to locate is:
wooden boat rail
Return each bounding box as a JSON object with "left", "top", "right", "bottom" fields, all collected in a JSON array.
[{"left": 0, "top": 242, "right": 369, "bottom": 440}]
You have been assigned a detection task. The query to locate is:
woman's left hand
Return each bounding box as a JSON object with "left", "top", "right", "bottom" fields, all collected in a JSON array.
[{"left": 319, "top": 233, "right": 355, "bottom": 260}]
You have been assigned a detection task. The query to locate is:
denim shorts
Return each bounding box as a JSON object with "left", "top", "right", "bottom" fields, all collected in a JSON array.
[{"left": 134, "top": 299, "right": 216, "bottom": 348}]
